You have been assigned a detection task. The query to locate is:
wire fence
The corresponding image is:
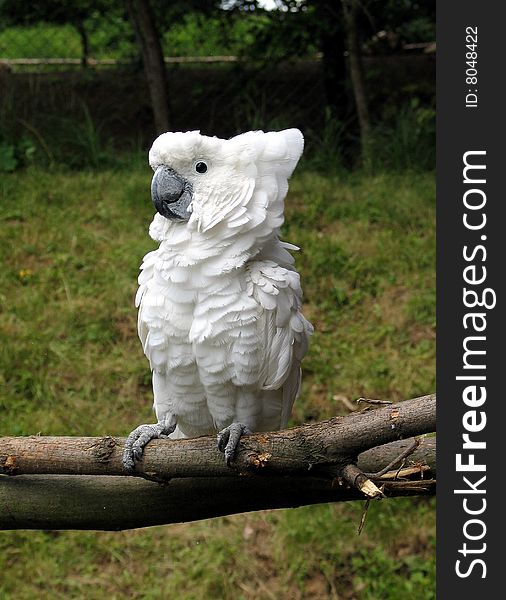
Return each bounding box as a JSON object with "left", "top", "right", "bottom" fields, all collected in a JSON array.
[{"left": 0, "top": 17, "right": 435, "bottom": 167}]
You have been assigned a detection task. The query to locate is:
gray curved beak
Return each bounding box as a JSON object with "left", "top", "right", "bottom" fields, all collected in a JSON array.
[{"left": 151, "top": 166, "right": 192, "bottom": 221}]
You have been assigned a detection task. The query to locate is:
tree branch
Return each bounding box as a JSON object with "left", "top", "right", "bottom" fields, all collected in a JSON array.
[
  {"left": 0, "top": 394, "right": 435, "bottom": 530},
  {"left": 0, "top": 436, "right": 435, "bottom": 531},
  {"left": 0, "top": 394, "right": 435, "bottom": 479}
]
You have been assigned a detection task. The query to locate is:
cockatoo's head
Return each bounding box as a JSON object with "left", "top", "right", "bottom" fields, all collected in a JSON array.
[{"left": 148, "top": 129, "right": 303, "bottom": 237}]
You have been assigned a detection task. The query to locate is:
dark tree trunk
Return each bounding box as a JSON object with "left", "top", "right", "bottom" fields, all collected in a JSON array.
[
  {"left": 342, "top": 0, "right": 371, "bottom": 164},
  {"left": 314, "top": 0, "right": 349, "bottom": 121},
  {"left": 126, "top": 0, "right": 171, "bottom": 133},
  {"left": 76, "top": 22, "right": 89, "bottom": 69}
]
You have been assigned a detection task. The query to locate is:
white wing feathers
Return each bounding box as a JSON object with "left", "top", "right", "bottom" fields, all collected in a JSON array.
[{"left": 246, "top": 259, "right": 313, "bottom": 426}]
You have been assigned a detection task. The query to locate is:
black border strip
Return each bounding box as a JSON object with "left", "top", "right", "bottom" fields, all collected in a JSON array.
[{"left": 437, "top": 1, "right": 504, "bottom": 595}]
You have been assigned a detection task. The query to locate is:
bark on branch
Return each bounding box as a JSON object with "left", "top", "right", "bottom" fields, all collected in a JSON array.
[
  {"left": 0, "top": 394, "right": 435, "bottom": 479},
  {"left": 0, "top": 394, "right": 436, "bottom": 530}
]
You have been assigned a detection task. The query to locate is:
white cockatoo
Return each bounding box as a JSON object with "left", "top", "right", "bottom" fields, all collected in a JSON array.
[{"left": 123, "top": 128, "right": 313, "bottom": 472}]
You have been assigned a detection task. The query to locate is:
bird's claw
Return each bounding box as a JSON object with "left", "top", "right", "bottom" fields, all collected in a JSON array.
[
  {"left": 217, "top": 422, "right": 252, "bottom": 466},
  {"left": 123, "top": 416, "right": 176, "bottom": 474}
]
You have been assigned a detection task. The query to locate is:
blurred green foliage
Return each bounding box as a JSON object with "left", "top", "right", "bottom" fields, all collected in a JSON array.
[
  {"left": 0, "top": 1, "right": 435, "bottom": 61},
  {"left": 0, "top": 1, "right": 435, "bottom": 171}
]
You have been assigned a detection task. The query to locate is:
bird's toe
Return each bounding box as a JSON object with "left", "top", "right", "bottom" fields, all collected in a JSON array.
[
  {"left": 122, "top": 420, "right": 175, "bottom": 474},
  {"left": 217, "top": 422, "right": 251, "bottom": 466}
]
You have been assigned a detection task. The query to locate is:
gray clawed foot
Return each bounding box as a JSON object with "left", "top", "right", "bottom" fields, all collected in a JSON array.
[
  {"left": 123, "top": 415, "right": 176, "bottom": 474},
  {"left": 217, "top": 422, "right": 252, "bottom": 466}
]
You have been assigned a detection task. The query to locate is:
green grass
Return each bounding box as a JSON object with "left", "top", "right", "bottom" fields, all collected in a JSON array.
[{"left": 0, "top": 166, "right": 435, "bottom": 599}]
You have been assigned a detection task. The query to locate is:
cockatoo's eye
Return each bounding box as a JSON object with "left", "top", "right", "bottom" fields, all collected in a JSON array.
[{"left": 194, "top": 161, "right": 208, "bottom": 174}]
